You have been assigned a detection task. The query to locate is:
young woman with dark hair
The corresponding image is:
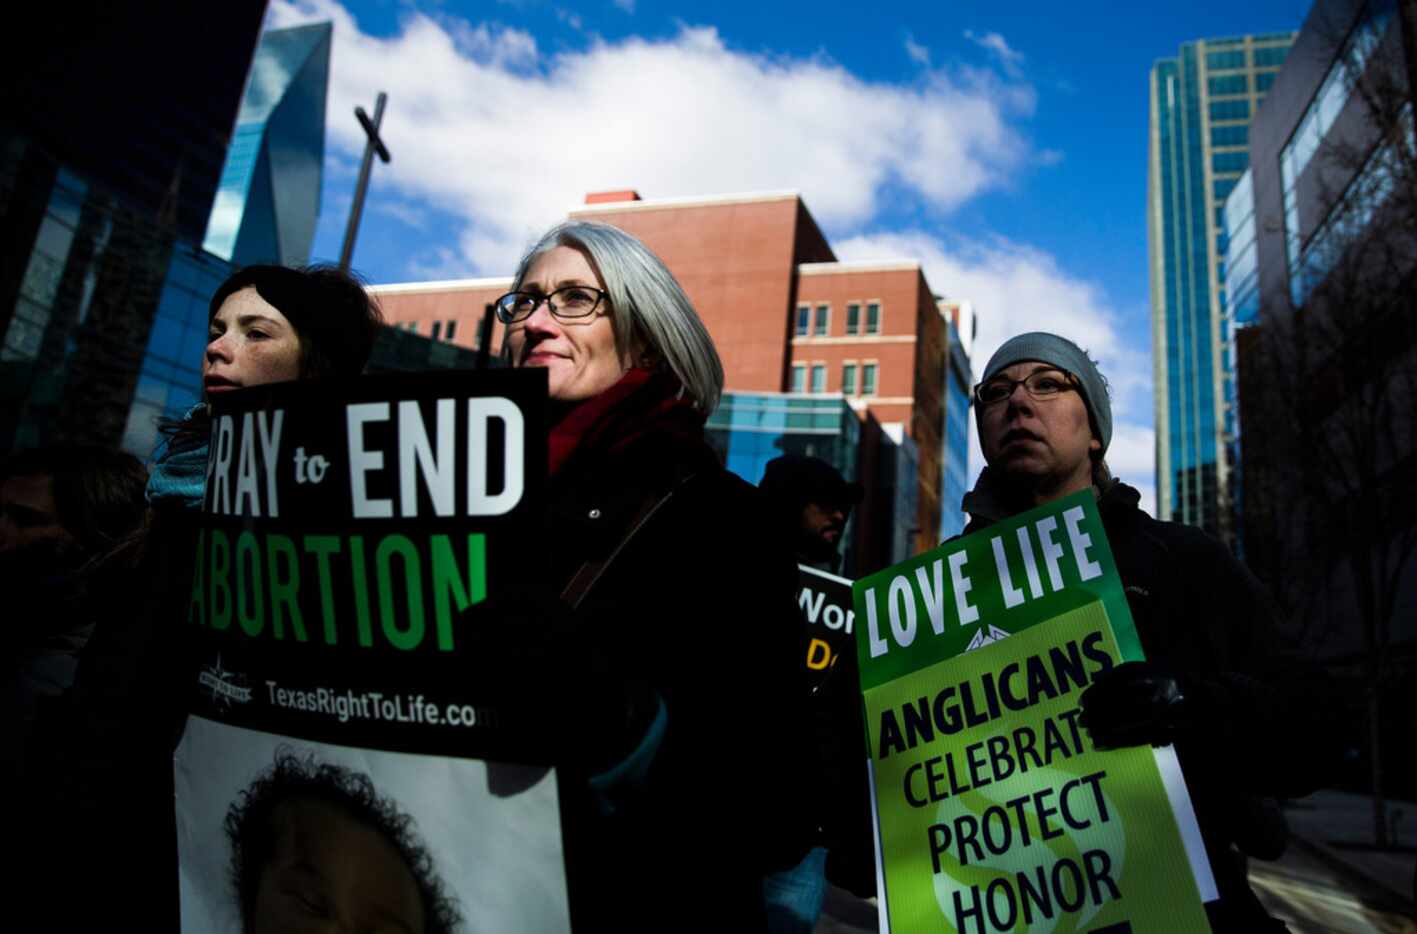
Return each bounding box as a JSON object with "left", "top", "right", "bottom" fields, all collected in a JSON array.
[{"left": 21, "top": 264, "right": 383, "bottom": 931}]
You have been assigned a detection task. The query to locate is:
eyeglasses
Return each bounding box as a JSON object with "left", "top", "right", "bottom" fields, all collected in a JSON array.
[
  {"left": 973, "top": 368, "right": 1078, "bottom": 405},
  {"left": 494, "top": 286, "right": 609, "bottom": 324}
]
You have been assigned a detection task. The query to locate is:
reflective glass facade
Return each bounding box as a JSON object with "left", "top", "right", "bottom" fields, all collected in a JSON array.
[
  {"left": 119, "top": 246, "right": 235, "bottom": 456},
  {"left": 706, "top": 391, "right": 860, "bottom": 489},
  {"left": 1221, "top": 168, "right": 1258, "bottom": 553},
  {"left": 204, "top": 23, "right": 331, "bottom": 267},
  {"left": 940, "top": 321, "right": 972, "bottom": 541},
  {"left": 1224, "top": 170, "right": 1260, "bottom": 327},
  {"left": 1148, "top": 31, "right": 1294, "bottom": 542},
  {"left": 706, "top": 391, "right": 862, "bottom": 570},
  {"left": 1281, "top": 0, "right": 1397, "bottom": 306},
  {"left": 0, "top": 6, "right": 265, "bottom": 455},
  {"left": 884, "top": 430, "right": 920, "bottom": 565},
  {"left": 0, "top": 143, "right": 179, "bottom": 451}
]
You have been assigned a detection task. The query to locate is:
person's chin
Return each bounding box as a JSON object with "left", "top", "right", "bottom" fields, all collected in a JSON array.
[
  {"left": 996, "top": 454, "right": 1054, "bottom": 477},
  {"left": 546, "top": 374, "right": 595, "bottom": 402}
]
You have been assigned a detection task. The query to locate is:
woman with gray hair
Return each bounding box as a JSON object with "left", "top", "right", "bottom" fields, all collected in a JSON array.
[{"left": 480, "top": 220, "right": 814, "bottom": 927}]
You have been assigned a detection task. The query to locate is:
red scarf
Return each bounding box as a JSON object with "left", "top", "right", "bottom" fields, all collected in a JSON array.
[{"left": 546, "top": 368, "right": 705, "bottom": 477}]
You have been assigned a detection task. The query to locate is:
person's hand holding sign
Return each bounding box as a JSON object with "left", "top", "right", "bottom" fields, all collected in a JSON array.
[
  {"left": 461, "top": 591, "right": 659, "bottom": 774},
  {"left": 1077, "top": 661, "right": 1225, "bottom": 749}
]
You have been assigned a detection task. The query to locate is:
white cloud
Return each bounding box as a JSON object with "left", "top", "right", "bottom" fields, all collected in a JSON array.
[
  {"left": 612, "top": 0, "right": 636, "bottom": 13},
  {"left": 373, "top": 198, "right": 430, "bottom": 231},
  {"left": 269, "top": 0, "right": 1037, "bottom": 274},
  {"left": 404, "top": 245, "right": 474, "bottom": 282},
  {"left": 442, "top": 19, "right": 539, "bottom": 68},
  {"left": 834, "top": 230, "right": 1155, "bottom": 511},
  {"left": 1106, "top": 422, "right": 1157, "bottom": 517},
  {"left": 964, "top": 30, "right": 1024, "bottom": 70},
  {"left": 904, "top": 35, "right": 930, "bottom": 67}
]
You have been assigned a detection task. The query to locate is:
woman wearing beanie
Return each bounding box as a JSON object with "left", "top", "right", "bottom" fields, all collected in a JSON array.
[{"left": 956, "top": 331, "right": 1334, "bottom": 932}]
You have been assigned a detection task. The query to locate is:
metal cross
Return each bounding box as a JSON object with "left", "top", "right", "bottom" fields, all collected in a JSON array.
[{"left": 339, "top": 91, "right": 391, "bottom": 272}]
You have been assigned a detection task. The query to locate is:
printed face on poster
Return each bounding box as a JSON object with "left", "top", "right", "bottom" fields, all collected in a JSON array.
[
  {"left": 852, "top": 491, "right": 1216, "bottom": 934},
  {"left": 174, "top": 369, "right": 571, "bottom": 933}
]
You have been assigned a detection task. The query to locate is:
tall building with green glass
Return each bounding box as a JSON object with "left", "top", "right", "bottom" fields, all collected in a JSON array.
[{"left": 1148, "top": 31, "right": 1295, "bottom": 543}]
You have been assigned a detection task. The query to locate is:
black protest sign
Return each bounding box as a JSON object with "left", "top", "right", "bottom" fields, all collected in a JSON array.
[
  {"left": 798, "top": 564, "right": 857, "bottom": 691},
  {"left": 174, "top": 369, "right": 573, "bottom": 933},
  {"left": 185, "top": 369, "right": 546, "bottom": 759}
]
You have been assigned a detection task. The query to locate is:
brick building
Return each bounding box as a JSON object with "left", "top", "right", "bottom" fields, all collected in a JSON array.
[{"left": 370, "top": 189, "right": 966, "bottom": 568}]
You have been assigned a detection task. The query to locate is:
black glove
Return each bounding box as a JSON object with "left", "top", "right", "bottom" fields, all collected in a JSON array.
[
  {"left": 1078, "top": 661, "right": 1220, "bottom": 749},
  {"left": 459, "top": 591, "right": 657, "bottom": 773}
]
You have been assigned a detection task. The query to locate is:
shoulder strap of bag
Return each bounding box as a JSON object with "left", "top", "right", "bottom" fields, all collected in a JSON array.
[{"left": 559, "top": 471, "right": 700, "bottom": 610}]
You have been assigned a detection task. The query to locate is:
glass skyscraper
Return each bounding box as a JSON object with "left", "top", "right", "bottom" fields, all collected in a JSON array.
[
  {"left": 0, "top": 4, "right": 265, "bottom": 454},
  {"left": 204, "top": 22, "right": 332, "bottom": 267},
  {"left": 119, "top": 21, "right": 334, "bottom": 456},
  {"left": 117, "top": 246, "right": 235, "bottom": 455},
  {"left": 1148, "top": 31, "right": 1294, "bottom": 542}
]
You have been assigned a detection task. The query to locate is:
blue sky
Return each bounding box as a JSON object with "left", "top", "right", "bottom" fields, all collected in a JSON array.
[{"left": 270, "top": 0, "right": 1314, "bottom": 512}]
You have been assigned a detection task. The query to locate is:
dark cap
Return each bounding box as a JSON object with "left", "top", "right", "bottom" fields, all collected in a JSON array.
[
  {"left": 759, "top": 455, "right": 864, "bottom": 508},
  {"left": 979, "top": 332, "right": 1112, "bottom": 454}
]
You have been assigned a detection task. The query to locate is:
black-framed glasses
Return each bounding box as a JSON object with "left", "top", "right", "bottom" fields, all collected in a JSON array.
[
  {"left": 494, "top": 286, "right": 609, "bottom": 324},
  {"left": 973, "top": 368, "right": 1077, "bottom": 405}
]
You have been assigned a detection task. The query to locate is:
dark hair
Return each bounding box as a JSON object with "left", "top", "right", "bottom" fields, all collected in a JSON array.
[
  {"left": 225, "top": 751, "right": 461, "bottom": 934},
  {"left": 209, "top": 263, "right": 385, "bottom": 381},
  {"left": 1, "top": 444, "right": 147, "bottom": 554},
  {"left": 158, "top": 264, "right": 386, "bottom": 453}
]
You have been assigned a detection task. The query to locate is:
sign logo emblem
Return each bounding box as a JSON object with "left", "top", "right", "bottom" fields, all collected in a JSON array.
[
  {"left": 198, "top": 655, "right": 253, "bottom": 708},
  {"left": 964, "top": 624, "right": 1012, "bottom": 652}
]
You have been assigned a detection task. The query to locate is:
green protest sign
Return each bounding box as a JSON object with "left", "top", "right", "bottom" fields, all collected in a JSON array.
[{"left": 853, "top": 490, "right": 1215, "bottom": 933}]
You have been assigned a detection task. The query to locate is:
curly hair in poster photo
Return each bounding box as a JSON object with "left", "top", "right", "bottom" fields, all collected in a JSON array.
[{"left": 224, "top": 750, "right": 462, "bottom": 934}]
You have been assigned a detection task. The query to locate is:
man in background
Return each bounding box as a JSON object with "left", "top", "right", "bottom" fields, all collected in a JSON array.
[
  {"left": 1, "top": 444, "right": 147, "bottom": 771},
  {"left": 758, "top": 454, "right": 875, "bottom": 932},
  {"left": 758, "top": 454, "right": 863, "bottom": 574}
]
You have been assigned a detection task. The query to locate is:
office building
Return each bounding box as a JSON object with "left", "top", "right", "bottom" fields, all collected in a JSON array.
[
  {"left": 119, "top": 21, "right": 335, "bottom": 455},
  {"left": 204, "top": 23, "right": 333, "bottom": 267},
  {"left": 371, "top": 189, "right": 974, "bottom": 572},
  {"left": 1148, "top": 30, "right": 1296, "bottom": 542},
  {"left": 0, "top": 2, "right": 267, "bottom": 453},
  {"left": 1234, "top": 0, "right": 1415, "bottom": 799},
  {"left": 937, "top": 299, "right": 976, "bottom": 541},
  {"left": 116, "top": 246, "right": 239, "bottom": 454}
]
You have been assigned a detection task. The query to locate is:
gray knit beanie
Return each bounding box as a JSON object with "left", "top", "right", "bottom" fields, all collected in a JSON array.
[{"left": 979, "top": 332, "right": 1112, "bottom": 454}]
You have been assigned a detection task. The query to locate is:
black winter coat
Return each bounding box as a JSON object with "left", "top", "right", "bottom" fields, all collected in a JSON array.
[
  {"left": 19, "top": 503, "right": 195, "bottom": 930},
  {"left": 963, "top": 475, "right": 1334, "bottom": 932},
  {"left": 512, "top": 393, "right": 816, "bottom": 930}
]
